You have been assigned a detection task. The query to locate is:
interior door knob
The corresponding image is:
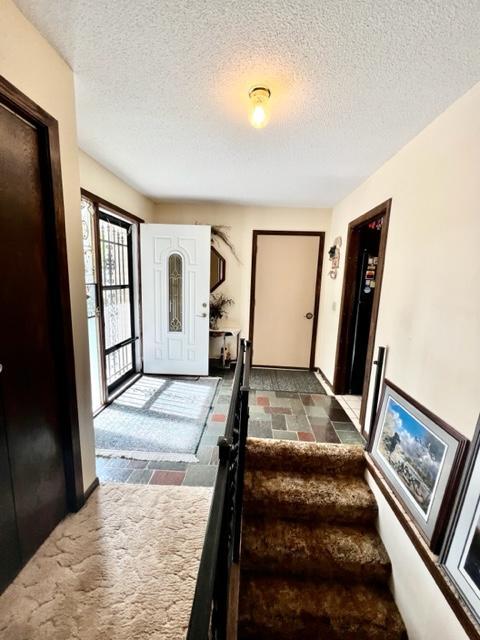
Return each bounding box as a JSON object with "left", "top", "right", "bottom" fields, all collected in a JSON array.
[{"left": 305, "top": 312, "right": 314, "bottom": 319}]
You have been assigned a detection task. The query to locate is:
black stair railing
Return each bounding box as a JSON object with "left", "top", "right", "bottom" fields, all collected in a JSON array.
[{"left": 187, "top": 338, "right": 251, "bottom": 640}]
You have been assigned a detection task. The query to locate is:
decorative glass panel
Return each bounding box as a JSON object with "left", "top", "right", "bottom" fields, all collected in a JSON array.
[
  {"left": 81, "top": 197, "right": 98, "bottom": 318},
  {"left": 81, "top": 197, "right": 96, "bottom": 284},
  {"left": 168, "top": 253, "right": 183, "bottom": 332}
]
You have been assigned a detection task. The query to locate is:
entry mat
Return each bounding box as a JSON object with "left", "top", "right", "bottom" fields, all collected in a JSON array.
[
  {"left": 249, "top": 368, "right": 326, "bottom": 394},
  {"left": 94, "top": 375, "right": 219, "bottom": 462}
]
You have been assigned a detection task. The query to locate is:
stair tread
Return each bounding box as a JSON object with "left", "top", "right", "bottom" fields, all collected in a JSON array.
[
  {"left": 244, "top": 469, "right": 377, "bottom": 524},
  {"left": 242, "top": 518, "right": 390, "bottom": 582},
  {"left": 239, "top": 575, "right": 406, "bottom": 640},
  {"left": 246, "top": 437, "right": 366, "bottom": 476}
]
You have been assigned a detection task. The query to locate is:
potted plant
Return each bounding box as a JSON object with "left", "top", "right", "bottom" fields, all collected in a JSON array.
[{"left": 209, "top": 293, "right": 234, "bottom": 329}]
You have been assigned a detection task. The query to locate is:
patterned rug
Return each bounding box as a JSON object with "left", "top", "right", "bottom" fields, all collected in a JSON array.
[
  {"left": 95, "top": 375, "right": 219, "bottom": 462},
  {"left": 249, "top": 369, "right": 326, "bottom": 394},
  {"left": 0, "top": 484, "right": 211, "bottom": 640}
]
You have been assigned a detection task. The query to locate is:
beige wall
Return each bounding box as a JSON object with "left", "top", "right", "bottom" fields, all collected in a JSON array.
[
  {"left": 152, "top": 202, "right": 331, "bottom": 354},
  {"left": 0, "top": 0, "right": 96, "bottom": 488},
  {"left": 79, "top": 150, "right": 156, "bottom": 221},
  {"left": 316, "top": 81, "right": 480, "bottom": 639}
]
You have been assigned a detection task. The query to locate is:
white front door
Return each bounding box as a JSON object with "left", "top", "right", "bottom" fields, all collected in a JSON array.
[{"left": 141, "top": 224, "right": 211, "bottom": 375}]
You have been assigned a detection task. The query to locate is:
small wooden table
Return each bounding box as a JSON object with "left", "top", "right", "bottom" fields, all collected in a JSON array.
[{"left": 209, "top": 328, "right": 241, "bottom": 369}]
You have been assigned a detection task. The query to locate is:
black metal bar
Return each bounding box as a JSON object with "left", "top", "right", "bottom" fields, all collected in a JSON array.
[
  {"left": 233, "top": 340, "right": 251, "bottom": 563},
  {"left": 101, "top": 284, "right": 130, "bottom": 291},
  {"left": 187, "top": 339, "right": 251, "bottom": 640},
  {"left": 369, "top": 345, "right": 385, "bottom": 435},
  {"left": 104, "top": 336, "right": 139, "bottom": 356}
]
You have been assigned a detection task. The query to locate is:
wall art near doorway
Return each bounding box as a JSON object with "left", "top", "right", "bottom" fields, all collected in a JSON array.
[
  {"left": 367, "top": 380, "right": 468, "bottom": 552},
  {"left": 443, "top": 415, "right": 480, "bottom": 624}
]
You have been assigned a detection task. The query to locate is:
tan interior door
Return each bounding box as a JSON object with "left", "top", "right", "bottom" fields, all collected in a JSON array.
[{"left": 252, "top": 233, "right": 320, "bottom": 368}]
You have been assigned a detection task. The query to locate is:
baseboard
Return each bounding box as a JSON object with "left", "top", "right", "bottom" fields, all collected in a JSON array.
[
  {"left": 316, "top": 367, "right": 334, "bottom": 393},
  {"left": 84, "top": 477, "right": 100, "bottom": 502}
]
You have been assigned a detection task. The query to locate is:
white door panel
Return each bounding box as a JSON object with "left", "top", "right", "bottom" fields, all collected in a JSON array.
[
  {"left": 141, "top": 224, "right": 210, "bottom": 375},
  {"left": 253, "top": 234, "right": 320, "bottom": 368}
]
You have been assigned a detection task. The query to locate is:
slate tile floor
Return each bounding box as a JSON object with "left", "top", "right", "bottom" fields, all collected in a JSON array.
[
  {"left": 247, "top": 390, "right": 365, "bottom": 445},
  {"left": 96, "top": 369, "right": 364, "bottom": 488}
]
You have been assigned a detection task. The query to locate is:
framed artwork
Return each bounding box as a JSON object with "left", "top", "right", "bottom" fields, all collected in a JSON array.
[
  {"left": 443, "top": 415, "right": 480, "bottom": 624},
  {"left": 367, "top": 380, "right": 468, "bottom": 552}
]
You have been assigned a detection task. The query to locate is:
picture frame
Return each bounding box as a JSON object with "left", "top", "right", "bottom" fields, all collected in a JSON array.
[
  {"left": 443, "top": 415, "right": 480, "bottom": 624},
  {"left": 367, "top": 380, "right": 469, "bottom": 553}
]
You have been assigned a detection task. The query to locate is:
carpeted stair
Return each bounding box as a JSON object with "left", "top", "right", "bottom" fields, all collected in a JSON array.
[{"left": 238, "top": 437, "right": 407, "bottom": 639}]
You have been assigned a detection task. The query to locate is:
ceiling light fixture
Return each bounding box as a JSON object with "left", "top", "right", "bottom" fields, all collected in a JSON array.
[{"left": 248, "top": 86, "right": 271, "bottom": 129}]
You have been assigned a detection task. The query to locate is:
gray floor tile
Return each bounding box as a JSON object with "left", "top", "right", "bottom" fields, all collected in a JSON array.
[
  {"left": 147, "top": 460, "right": 188, "bottom": 471},
  {"left": 271, "top": 414, "right": 287, "bottom": 430},
  {"left": 332, "top": 421, "right": 358, "bottom": 432},
  {"left": 205, "top": 422, "right": 226, "bottom": 437},
  {"left": 248, "top": 421, "right": 273, "bottom": 438},
  {"left": 304, "top": 405, "right": 329, "bottom": 418},
  {"left": 289, "top": 399, "right": 307, "bottom": 413},
  {"left": 310, "top": 421, "right": 341, "bottom": 444},
  {"left": 198, "top": 433, "right": 220, "bottom": 446},
  {"left": 269, "top": 397, "right": 293, "bottom": 407},
  {"left": 196, "top": 445, "right": 215, "bottom": 464},
  {"left": 183, "top": 464, "right": 217, "bottom": 487},
  {"left": 336, "top": 432, "right": 365, "bottom": 445},
  {"left": 249, "top": 405, "right": 269, "bottom": 416},
  {"left": 99, "top": 468, "right": 132, "bottom": 483},
  {"left": 273, "top": 430, "right": 298, "bottom": 440},
  {"left": 128, "top": 469, "right": 153, "bottom": 484},
  {"left": 286, "top": 414, "right": 311, "bottom": 431}
]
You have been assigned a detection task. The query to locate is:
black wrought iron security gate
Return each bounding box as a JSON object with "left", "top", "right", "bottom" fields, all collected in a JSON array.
[{"left": 97, "top": 210, "right": 137, "bottom": 392}]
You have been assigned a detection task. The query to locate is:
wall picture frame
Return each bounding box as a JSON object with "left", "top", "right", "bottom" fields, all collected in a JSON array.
[
  {"left": 443, "top": 415, "right": 480, "bottom": 624},
  {"left": 367, "top": 380, "right": 469, "bottom": 553}
]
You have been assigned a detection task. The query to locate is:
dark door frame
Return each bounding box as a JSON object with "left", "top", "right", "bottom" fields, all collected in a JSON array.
[
  {"left": 80, "top": 189, "right": 144, "bottom": 406},
  {"left": 333, "top": 199, "right": 391, "bottom": 432},
  {"left": 0, "top": 75, "right": 84, "bottom": 510},
  {"left": 249, "top": 230, "right": 325, "bottom": 370}
]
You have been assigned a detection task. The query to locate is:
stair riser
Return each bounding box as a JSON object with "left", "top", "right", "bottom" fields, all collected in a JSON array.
[
  {"left": 244, "top": 499, "right": 377, "bottom": 525},
  {"left": 241, "top": 560, "right": 390, "bottom": 584},
  {"left": 239, "top": 621, "right": 407, "bottom": 640},
  {"left": 245, "top": 438, "right": 367, "bottom": 479},
  {"left": 246, "top": 455, "right": 366, "bottom": 477}
]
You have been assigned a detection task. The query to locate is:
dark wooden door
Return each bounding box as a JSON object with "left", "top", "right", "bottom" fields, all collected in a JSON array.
[
  {"left": 0, "top": 102, "right": 68, "bottom": 578},
  {"left": 0, "top": 396, "right": 21, "bottom": 592}
]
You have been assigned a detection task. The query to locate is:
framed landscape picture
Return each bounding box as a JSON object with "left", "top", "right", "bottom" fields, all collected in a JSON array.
[
  {"left": 367, "top": 380, "right": 468, "bottom": 552},
  {"left": 443, "top": 415, "right": 480, "bottom": 624}
]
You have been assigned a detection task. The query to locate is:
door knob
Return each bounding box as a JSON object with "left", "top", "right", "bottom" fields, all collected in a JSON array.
[
  {"left": 196, "top": 313, "right": 207, "bottom": 318},
  {"left": 305, "top": 312, "right": 314, "bottom": 319}
]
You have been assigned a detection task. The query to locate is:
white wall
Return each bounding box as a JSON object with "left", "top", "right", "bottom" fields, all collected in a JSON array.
[
  {"left": 79, "top": 150, "right": 156, "bottom": 221},
  {"left": 153, "top": 202, "right": 331, "bottom": 356},
  {"left": 316, "top": 81, "right": 480, "bottom": 639},
  {"left": 0, "top": 0, "right": 96, "bottom": 488}
]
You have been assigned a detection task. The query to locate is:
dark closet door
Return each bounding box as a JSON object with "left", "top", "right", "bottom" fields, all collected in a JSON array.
[
  {"left": 0, "top": 103, "right": 68, "bottom": 568},
  {"left": 0, "top": 398, "right": 21, "bottom": 592}
]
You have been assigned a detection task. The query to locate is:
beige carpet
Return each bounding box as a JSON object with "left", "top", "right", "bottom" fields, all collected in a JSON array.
[{"left": 0, "top": 484, "right": 212, "bottom": 640}]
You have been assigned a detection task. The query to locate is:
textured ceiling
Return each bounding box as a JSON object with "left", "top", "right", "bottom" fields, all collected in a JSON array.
[{"left": 14, "top": 0, "right": 480, "bottom": 207}]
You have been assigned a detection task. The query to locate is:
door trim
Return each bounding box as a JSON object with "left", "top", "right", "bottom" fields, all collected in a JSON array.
[
  {"left": 249, "top": 230, "right": 325, "bottom": 371},
  {"left": 333, "top": 199, "right": 391, "bottom": 432},
  {"left": 81, "top": 188, "right": 145, "bottom": 225},
  {"left": 0, "top": 75, "right": 84, "bottom": 510}
]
